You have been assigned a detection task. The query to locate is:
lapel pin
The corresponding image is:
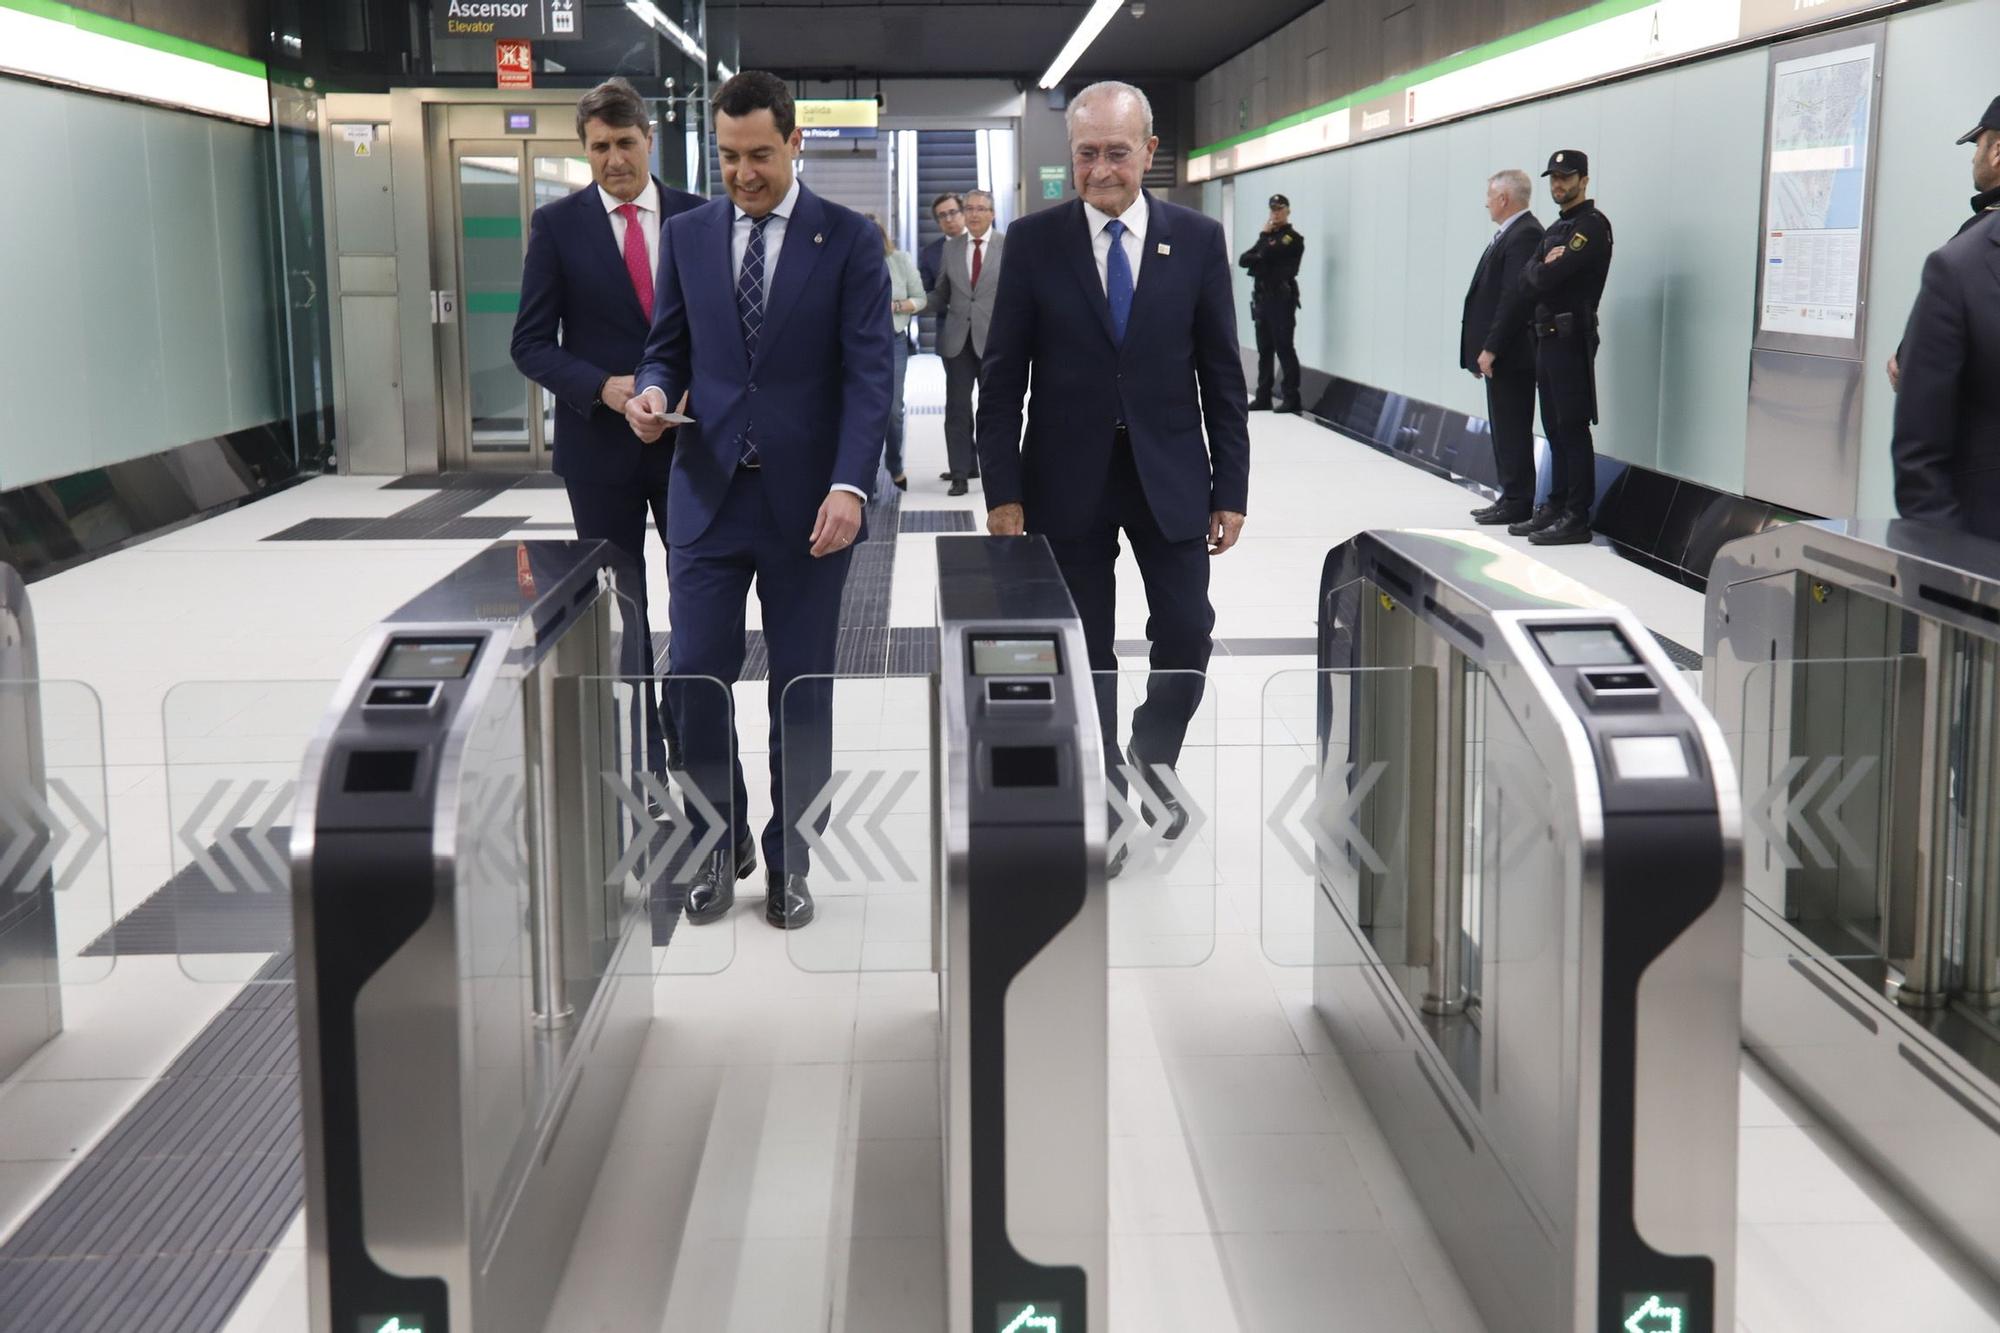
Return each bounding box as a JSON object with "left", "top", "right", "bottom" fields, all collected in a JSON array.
[
  {"left": 814, "top": 232, "right": 824, "bottom": 245},
  {"left": 1157, "top": 242, "right": 1171, "bottom": 255}
]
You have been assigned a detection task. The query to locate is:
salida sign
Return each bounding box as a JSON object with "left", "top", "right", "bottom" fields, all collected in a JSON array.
[{"left": 433, "top": 0, "right": 582, "bottom": 42}]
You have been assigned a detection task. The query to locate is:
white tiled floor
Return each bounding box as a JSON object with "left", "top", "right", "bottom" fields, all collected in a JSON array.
[{"left": 4, "top": 357, "right": 1997, "bottom": 1331}]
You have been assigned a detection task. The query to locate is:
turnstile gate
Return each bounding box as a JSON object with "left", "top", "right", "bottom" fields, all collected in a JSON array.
[
  {"left": 0, "top": 562, "right": 61, "bottom": 1082},
  {"left": 1705, "top": 517, "right": 2000, "bottom": 1284},
  {"left": 935, "top": 536, "right": 1108, "bottom": 1333},
  {"left": 293, "top": 540, "right": 654, "bottom": 1333},
  {"left": 1316, "top": 529, "right": 1742, "bottom": 1333}
]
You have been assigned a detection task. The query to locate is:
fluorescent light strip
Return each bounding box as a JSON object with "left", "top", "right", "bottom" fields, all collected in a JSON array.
[
  {"left": 1039, "top": 0, "right": 1120, "bottom": 89},
  {"left": 716, "top": 60, "right": 735, "bottom": 79},
  {"left": 626, "top": 0, "right": 706, "bottom": 65},
  {"left": 0, "top": 6, "right": 268, "bottom": 124}
]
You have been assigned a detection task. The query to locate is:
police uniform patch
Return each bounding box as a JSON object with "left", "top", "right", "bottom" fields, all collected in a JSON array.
[
  {"left": 1569, "top": 234, "right": 1587, "bottom": 251},
  {"left": 1281, "top": 234, "right": 1294, "bottom": 245}
]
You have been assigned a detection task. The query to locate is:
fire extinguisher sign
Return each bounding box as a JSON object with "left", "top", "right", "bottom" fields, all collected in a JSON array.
[{"left": 495, "top": 38, "right": 533, "bottom": 89}]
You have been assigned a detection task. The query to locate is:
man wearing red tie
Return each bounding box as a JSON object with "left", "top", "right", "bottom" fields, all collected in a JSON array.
[
  {"left": 512, "top": 78, "right": 703, "bottom": 773},
  {"left": 925, "top": 189, "right": 1005, "bottom": 495}
]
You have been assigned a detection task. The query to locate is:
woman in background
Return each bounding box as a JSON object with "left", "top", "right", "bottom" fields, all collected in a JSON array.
[{"left": 873, "top": 213, "right": 923, "bottom": 493}]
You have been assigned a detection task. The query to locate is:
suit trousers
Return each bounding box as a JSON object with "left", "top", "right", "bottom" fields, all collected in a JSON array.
[
  {"left": 564, "top": 475, "right": 678, "bottom": 773},
  {"left": 1483, "top": 370, "right": 1538, "bottom": 509},
  {"left": 1253, "top": 303, "right": 1301, "bottom": 407},
  {"left": 1535, "top": 332, "right": 1599, "bottom": 517},
  {"left": 1044, "top": 432, "right": 1216, "bottom": 789},
  {"left": 663, "top": 468, "right": 855, "bottom": 878},
  {"left": 942, "top": 345, "right": 983, "bottom": 480}
]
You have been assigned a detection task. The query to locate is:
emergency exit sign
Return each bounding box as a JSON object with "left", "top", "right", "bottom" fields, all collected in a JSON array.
[{"left": 495, "top": 38, "right": 533, "bottom": 89}]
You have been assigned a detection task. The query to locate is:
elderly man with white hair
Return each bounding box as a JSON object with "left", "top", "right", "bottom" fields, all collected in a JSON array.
[
  {"left": 975, "top": 79, "right": 1250, "bottom": 876},
  {"left": 1460, "top": 167, "right": 1546, "bottom": 525}
]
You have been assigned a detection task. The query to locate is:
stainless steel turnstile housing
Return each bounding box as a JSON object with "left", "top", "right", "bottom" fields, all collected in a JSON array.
[
  {"left": 0, "top": 563, "right": 61, "bottom": 1082},
  {"left": 1317, "top": 529, "right": 1742, "bottom": 1333},
  {"left": 935, "top": 536, "right": 1108, "bottom": 1333},
  {"left": 293, "top": 541, "right": 650, "bottom": 1333},
  {"left": 1705, "top": 518, "right": 2000, "bottom": 1283}
]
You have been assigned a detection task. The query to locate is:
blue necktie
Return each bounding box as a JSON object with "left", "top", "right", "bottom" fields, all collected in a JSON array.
[
  {"left": 1104, "top": 218, "right": 1133, "bottom": 344},
  {"left": 736, "top": 214, "right": 770, "bottom": 465}
]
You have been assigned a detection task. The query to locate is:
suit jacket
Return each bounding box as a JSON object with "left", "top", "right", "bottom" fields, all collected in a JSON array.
[
  {"left": 1893, "top": 211, "right": 2000, "bottom": 539},
  {"left": 919, "top": 235, "right": 947, "bottom": 294},
  {"left": 976, "top": 192, "right": 1250, "bottom": 543},
  {"left": 635, "top": 185, "right": 895, "bottom": 546},
  {"left": 1459, "top": 211, "right": 1544, "bottom": 375},
  {"left": 924, "top": 229, "right": 1004, "bottom": 358},
  {"left": 510, "top": 177, "right": 704, "bottom": 485}
]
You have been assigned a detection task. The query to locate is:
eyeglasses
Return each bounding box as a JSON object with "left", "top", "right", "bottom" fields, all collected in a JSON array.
[
  {"left": 935, "top": 207, "right": 963, "bottom": 220},
  {"left": 1072, "top": 146, "right": 1136, "bottom": 166},
  {"left": 962, "top": 202, "right": 994, "bottom": 214}
]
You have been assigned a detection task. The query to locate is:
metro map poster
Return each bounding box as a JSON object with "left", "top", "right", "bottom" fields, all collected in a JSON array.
[{"left": 1757, "top": 41, "right": 1876, "bottom": 341}]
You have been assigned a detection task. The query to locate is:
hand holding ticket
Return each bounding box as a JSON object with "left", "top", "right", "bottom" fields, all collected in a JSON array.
[{"left": 623, "top": 388, "right": 693, "bottom": 442}]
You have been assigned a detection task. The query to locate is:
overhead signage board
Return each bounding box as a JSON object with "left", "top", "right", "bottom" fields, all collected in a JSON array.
[
  {"left": 797, "top": 98, "right": 879, "bottom": 140},
  {"left": 434, "top": 0, "right": 582, "bottom": 42}
]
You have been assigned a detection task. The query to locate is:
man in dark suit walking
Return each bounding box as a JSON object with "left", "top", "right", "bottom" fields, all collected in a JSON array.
[
  {"left": 919, "top": 193, "right": 965, "bottom": 295},
  {"left": 1460, "top": 168, "right": 1544, "bottom": 526},
  {"left": 978, "top": 80, "right": 1250, "bottom": 874},
  {"left": 1893, "top": 103, "right": 2000, "bottom": 540},
  {"left": 626, "top": 71, "right": 893, "bottom": 929},
  {"left": 926, "top": 189, "right": 1004, "bottom": 494},
  {"left": 511, "top": 78, "right": 703, "bottom": 773}
]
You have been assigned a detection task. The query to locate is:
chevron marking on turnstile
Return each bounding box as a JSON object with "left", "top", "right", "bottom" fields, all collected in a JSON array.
[
  {"left": 795, "top": 769, "right": 922, "bottom": 884},
  {"left": 999, "top": 1306, "right": 1058, "bottom": 1333},
  {"left": 1266, "top": 759, "right": 1389, "bottom": 877},
  {"left": 463, "top": 773, "right": 526, "bottom": 886},
  {"left": 596, "top": 769, "right": 725, "bottom": 885},
  {"left": 1108, "top": 761, "right": 1207, "bottom": 874},
  {"left": 176, "top": 779, "right": 292, "bottom": 893},
  {"left": 1747, "top": 755, "right": 1877, "bottom": 871}
]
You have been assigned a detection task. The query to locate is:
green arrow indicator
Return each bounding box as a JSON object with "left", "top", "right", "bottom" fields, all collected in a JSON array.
[
  {"left": 1000, "top": 1305, "right": 1058, "bottom": 1333},
  {"left": 369, "top": 1319, "right": 421, "bottom": 1333},
  {"left": 1623, "top": 1294, "right": 1684, "bottom": 1333}
]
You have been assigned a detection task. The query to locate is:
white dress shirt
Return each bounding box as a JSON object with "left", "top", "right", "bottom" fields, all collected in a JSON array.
[
  {"left": 1083, "top": 192, "right": 1149, "bottom": 295},
  {"left": 599, "top": 178, "right": 661, "bottom": 276},
  {"left": 1489, "top": 205, "right": 1529, "bottom": 251},
  {"left": 726, "top": 176, "right": 865, "bottom": 502}
]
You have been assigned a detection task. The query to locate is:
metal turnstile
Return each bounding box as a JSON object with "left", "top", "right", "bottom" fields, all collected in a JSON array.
[
  {"left": 1705, "top": 518, "right": 2000, "bottom": 1282},
  {"left": 293, "top": 541, "right": 654, "bottom": 1333},
  {"left": 0, "top": 562, "right": 61, "bottom": 1082},
  {"left": 1315, "top": 529, "right": 1742, "bottom": 1333},
  {"left": 935, "top": 536, "right": 1108, "bottom": 1333}
]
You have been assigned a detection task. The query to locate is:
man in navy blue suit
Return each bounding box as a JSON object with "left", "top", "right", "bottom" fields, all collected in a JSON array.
[
  {"left": 626, "top": 71, "right": 894, "bottom": 930},
  {"left": 511, "top": 79, "right": 703, "bottom": 773},
  {"left": 977, "top": 81, "right": 1250, "bottom": 875}
]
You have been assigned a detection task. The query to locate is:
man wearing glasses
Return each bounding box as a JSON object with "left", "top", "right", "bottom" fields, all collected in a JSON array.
[{"left": 925, "top": 189, "right": 1005, "bottom": 494}]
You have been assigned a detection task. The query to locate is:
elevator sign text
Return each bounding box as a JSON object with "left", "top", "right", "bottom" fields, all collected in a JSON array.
[{"left": 434, "top": 0, "right": 582, "bottom": 42}]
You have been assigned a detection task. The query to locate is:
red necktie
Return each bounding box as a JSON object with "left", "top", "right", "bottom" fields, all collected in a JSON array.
[
  {"left": 617, "top": 203, "right": 653, "bottom": 320},
  {"left": 970, "top": 237, "right": 984, "bottom": 289}
]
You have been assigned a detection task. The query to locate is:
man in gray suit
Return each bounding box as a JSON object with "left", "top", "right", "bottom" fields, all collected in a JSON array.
[{"left": 926, "top": 188, "right": 1004, "bottom": 495}]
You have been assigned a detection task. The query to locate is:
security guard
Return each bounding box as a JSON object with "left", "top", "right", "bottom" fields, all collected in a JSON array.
[
  {"left": 1511, "top": 150, "right": 1612, "bottom": 546},
  {"left": 1239, "top": 193, "right": 1305, "bottom": 413},
  {"left": 1887, "top": 94, "right": 2000, "bottom": 392}
]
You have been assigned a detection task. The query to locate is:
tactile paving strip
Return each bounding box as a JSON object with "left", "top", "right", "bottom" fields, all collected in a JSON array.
[
  {"left": 898, "top": 510, "right": 975, "bottom": 533},
  {"left": 0, "top": 954, "right": 302, "bottom": 1333}
]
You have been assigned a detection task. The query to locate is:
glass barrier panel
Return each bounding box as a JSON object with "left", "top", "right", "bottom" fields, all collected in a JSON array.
[
  {"left": 0, "top": 678, "right": 114, "bottom": 988},
  {"left": 779, "top": 673, "right": 933, "bottom": 973},
  {"left": 1728, "top": 656, "right": 1903, "bottom": 969},
  {"left": 1097, "top": 667, "right": 1216, "bottom": 969},
  {"left": 162, "top": 680, "right": 334, "bottom": 985}
]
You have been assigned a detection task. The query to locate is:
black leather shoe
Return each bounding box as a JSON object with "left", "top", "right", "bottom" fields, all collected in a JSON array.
[
  {"left": 1129, "top": 748, "right": 1190, "bottom": 840},
  {"left": 1248, "top": 397, "right": 1273, "bottom": 411},
  {"left": 891, "top": 474, "right": 908, "bottom": 492},
  {"left": 765, "top": 872, "right": 815, "bottom": 928},
  {"left": 947, "top": 479, "right": 969, "bottom": 496},
  {"left": 939, "top": 470, "right": 954, "bottom": 480},
  {"left": 1529, "top": 512, "right": 1593, "bottom": 545},
  {"left": 1274, "top": 403, "right": 1301, "bottom": 415},
  {"left": 1507, "top": 505, "right": 1560, "bottom": 537},
  {"left": 685, "top": 836, "right": 757, "bottom": 925},
  {"left": 1474, "top": 503, "right": 1531, "bottom": 526}
]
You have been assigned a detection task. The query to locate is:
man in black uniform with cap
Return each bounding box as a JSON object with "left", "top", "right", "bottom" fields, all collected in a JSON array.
[
  {"left": 1891, "top": 96, "right": 2000, "bottom": 538},
  {"left": 1887, "top": 95, "right": 2000, "bottom": 392},
  {"left": 1511, "top": 150, "right": 1613, "bottom": 546},
  {"left": 1240, "top": 193, "right": 1305, "bottom": 413}
]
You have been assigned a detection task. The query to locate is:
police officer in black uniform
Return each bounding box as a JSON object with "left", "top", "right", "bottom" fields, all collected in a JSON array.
[
  {"left": 1240, "top": 193, "right": 1305, "bottom": 413},
  {"left": 1510, "top": 150, "right": 1613, "bottom": 546},
  {"left": 1887, "top": 95, "right": 2000, "bottom": 392}
]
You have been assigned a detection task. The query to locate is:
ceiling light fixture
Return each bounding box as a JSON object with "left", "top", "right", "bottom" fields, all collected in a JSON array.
[
  {"left": 1038, "top": 0, "right": 1121, "bottom": 89},
  {"left": 625, "top": 0, "right": 706, "bottom": 66},
  {"left": 716, "top": 59, "right": 735, "bottom": 79}
]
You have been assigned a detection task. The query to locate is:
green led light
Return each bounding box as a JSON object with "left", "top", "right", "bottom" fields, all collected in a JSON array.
[
  {"left": 1622, "top": 1293, "right": 1686, "bottom": 1333},
  {"left": 998, "top": 1302, "right": 1060, "bottom": 1333},
  {"left": 361, "top": 1318, "right": 423, "bottom": 1333}
]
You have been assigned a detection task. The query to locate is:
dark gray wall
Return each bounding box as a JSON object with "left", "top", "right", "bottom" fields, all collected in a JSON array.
[{"left": 1194, "top": 0, "right": 1596, "bottom": 147}]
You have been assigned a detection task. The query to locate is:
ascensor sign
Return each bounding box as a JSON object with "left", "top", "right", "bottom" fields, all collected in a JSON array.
[{"left": 432, "top": 0, "right": 583, "bottom": 42}]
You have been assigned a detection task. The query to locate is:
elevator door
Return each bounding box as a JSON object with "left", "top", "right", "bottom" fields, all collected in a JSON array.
[{"left": 439, "top": 140, "right": 591, "bottom": 470}]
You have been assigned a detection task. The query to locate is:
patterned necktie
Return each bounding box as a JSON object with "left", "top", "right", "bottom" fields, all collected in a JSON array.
[
  {"left": 970, "top": 236, "right": 984, "bottom": 288},
  {"left": 1104, "top": 218, "right": 1133, "bottom": 344},
  {"left": 736, "top": 214, "right": 772, "bottom": 466},
  {"left": 616, "top": 203, "right": 653, "bottom": 320}
]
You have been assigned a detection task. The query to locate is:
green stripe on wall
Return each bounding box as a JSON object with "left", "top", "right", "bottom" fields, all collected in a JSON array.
[
  {"left": 463, "top": 216, "right": 524, "bottom": 239},
  {"left": 1191, "top": 0, "right": 1656, "bottom": 159},
  {"left": 0, "top": 0, "right": 267, "bottom": 78},
  {"left": 467, "top": 291, "right": 521, "bottom": 315}
]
